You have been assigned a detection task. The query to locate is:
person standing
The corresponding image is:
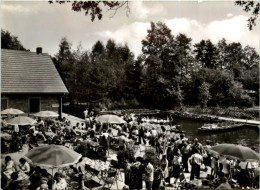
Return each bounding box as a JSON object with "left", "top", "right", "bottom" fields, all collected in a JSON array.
[
  {"left": 191, "top": 138, "right": 203, "bottom": 155},
  {"left": 221, "top": 157, "right": 231, "bottom": 178},
  {"left": 172, "top": 147, "right": 182, "bottom": 187},
  {"left": 138, "top": 125, "right": 146, "bottom": 145},
  {"left": 128, "top": 157, "right": 144, "bottom": 190},
  {"left": 144, "top": 159, "right": 154, "bottom": 190},
  {"left": 152, "top": 163, "right": 162, "bottom": 190},
  {"left": 160, "top": 154, "right": 169, "bottom": 185},
  {"left": 190, "top": 149, "right": 203, "bottom": 181},
  {"left": 181, "top": 141, "right": 191, "bottom": 173}
]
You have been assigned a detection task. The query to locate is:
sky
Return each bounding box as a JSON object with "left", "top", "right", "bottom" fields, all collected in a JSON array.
[{"left": 1, "top": 1, "right": 260, "bottom": 57}]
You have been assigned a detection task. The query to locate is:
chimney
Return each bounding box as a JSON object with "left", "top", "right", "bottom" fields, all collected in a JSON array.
[{"left": 36, "top": 47, "right": 42, "bottom": 54}]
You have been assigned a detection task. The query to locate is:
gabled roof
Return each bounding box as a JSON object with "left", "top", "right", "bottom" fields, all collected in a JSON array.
[{"left": 1, "top": 49, "right": 68, "bottom": 94}]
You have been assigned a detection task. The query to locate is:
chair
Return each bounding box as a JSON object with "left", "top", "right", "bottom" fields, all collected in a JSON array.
[
  {"left": 84, "top": 164, "right": 93, "bottom": 179},
  {"left": 100, "top": 168, "right": 119, "bottom": 190},
  {"left": 109, "top": 160, "right": 123, "bottom": 182}
]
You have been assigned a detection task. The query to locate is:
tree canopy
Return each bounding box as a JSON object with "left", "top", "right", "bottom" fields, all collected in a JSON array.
[
  {"left": 53, "top": 21, "right": 259, "bottom": 110},
  {"left": 49, "top": 1, "right": 130, "bottom": 21},
  {"left": 235, "top": 1, "right": 259, "bottom": 30},
  {"left": 1, "top": 29, "right": 27, "bottom": 51},
  {"left": 2, "top": 23, "right": 258, "bottom": 111}
]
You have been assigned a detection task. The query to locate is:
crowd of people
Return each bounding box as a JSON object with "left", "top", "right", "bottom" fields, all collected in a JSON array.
[{"left": 1, "top": 113, "right": 259, "bottom": 190}]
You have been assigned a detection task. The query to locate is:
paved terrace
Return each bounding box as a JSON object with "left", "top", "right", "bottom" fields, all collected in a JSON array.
[{"left": 2, "top": 113, "right": 213, "bottom": 190}]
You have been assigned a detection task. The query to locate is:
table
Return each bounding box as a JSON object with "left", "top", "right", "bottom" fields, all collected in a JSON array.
[
  {"left": 75, "top": 129, "right": 88, "bottom": 136},
  {"left": 3, "top": 170, "right": 29, "bottom": 181},
  {"left": 1, "top": 133, "right": 12, "bottom": 140},
  {"left": 83, "top": 157, "right": 109, "bottom": 171},
  {"left": 83, "top": 157, "right": 110, "bottom": 180},
  {"left": 86, "top": 140, "right": 100, "bottom": 152}
]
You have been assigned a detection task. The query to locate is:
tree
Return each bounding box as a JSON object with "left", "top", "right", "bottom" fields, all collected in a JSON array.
[
  {"left": 49, "top": 1, "right": 130, "bottom": 21},
  {"left": 54, "top": 37, "right": 75, "bottom": 103},
  {"left": 194, "top": 40, "right": 218, "bottom": 69},
  {"left": 228, "top": 81, "right": 253, "bottom": 107},
  {"left": 235, "top": 1, "right": 259, "bottom": 30},
  {"left": 189, "top": 68, "right": 233, "bottom": 107},
  {"left": 241, "top": 45, "right": 260, "bottom": 69},
  {"left": 106, "top": 39, "right": 117, "bottom": 59},
  {"left": 225, "top": 42, "right": 244, "bottom": 78},
  {"left": 175, "top": 33, "right": 193, "bottom": 76},
  {"left": 198, "top": 82, "right": 211, "bottom": 108},
  {"left": 123, "top": 55, "right": 143, "bottom": 102},
  {"left": 216, "top": 38, "right": 229, "bottom": 70},
  {"left": 1, "top": 29, "right": 27, "bottom": 51},
  {"left": 142, "top": 22, "right": 175, "bottom": 57}
]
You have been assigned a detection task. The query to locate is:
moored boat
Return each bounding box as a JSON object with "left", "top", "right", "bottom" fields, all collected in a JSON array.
[{"left": 198, "top": 122, "right": 244, "bottom": 132}]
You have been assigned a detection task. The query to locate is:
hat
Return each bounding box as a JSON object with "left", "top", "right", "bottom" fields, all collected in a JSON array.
[{"left": 194, "top": 138, "right": 198, "bottom": 142}]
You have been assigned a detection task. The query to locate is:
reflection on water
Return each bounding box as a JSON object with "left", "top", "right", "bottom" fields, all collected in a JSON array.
[{"left": 172, "top": 118, "right": 259, "bottom": 151}]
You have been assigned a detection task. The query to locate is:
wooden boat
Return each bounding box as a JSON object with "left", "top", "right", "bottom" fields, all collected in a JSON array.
[{"left": 198, "top": 122, "right": 244, "bottom": 132}]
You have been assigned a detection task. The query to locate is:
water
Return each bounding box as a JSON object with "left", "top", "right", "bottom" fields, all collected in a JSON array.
[
  {"left": 64, "top": 108, "right": 259, "bottom": 152},
  {"left": 172, "top": 118, "right": 259, "bottom": 152}
]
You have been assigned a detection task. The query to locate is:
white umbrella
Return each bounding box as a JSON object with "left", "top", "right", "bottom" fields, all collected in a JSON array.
[
  {"left": 6, "top": 116, "right": 36, "bottom": 126},
  {"left": 1, "top": 108, "right": 24, "bottom": 115},
  {"left": 96, "top": 114, "right": 126, "bottom": 124},
  {"left": 24, "top": 145, "right": 82, "bottom": 168},
  {"left": 34, "top": 111, "right": 59, "bottom": 118}
]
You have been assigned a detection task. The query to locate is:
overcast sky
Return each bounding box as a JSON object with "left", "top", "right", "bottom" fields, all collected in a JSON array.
[{"left": 1, "top": 1, "right": 260, "bottom": 57}]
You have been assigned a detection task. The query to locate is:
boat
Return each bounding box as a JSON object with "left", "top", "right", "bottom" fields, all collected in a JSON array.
[{"left": 198, "top": 122, "right": 244, "bottom": 132}]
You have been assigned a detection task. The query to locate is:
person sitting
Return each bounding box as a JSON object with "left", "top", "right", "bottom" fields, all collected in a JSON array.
[
  {"left": 29, "top": 166, "right": 42, "bottom": 190},
  {"left": 216, "top": 177, "right": 231, "bottom": 189},
  {"left": 64, "top": 165, "right": 80, "bottom": 186},
  {"left": 52, "top": 172, "right": 67, "bottom": 190},
  {"left": 198, "top": 179, "right": 211, "bottom": 189},
  {"left": 39, "top": 179, "right": 49, "bottom": 190},
  {"left": 87, "top": 126, "right": 95, "bottom": 139},
  {"left": 18, "top": 158, "right": 30, "bottom": 174},
  {"left": 39, "top": 168, "right": 52, "bottom": 189},
  {"left": 6, "top": 172, "right": 23, "bottom": 190},
  {"left": 99, "top": 134, "right": 109, "bottom": 156},
  {"left": 2, "top": 156, "right": 15, "bottom": 177}
]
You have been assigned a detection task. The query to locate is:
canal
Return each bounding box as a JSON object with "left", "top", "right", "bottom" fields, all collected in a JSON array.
[
  {"left": 64, "top": 107, "right": 259, "bottom": 152},
  {"left": 172, "top": 118, "right": 259, "bottom": 152}
]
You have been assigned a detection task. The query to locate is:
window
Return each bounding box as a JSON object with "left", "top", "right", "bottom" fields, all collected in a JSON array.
[
  {"left": 29, "top": 98, "right": 40, "bottom": 113},
  {"left": 1, "top": 99, "right": 8, "bottom": 110}
]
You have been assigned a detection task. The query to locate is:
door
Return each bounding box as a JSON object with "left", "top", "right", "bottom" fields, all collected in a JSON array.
[{"left": 29, "top": 98, "right": 40, "bottom": 113}]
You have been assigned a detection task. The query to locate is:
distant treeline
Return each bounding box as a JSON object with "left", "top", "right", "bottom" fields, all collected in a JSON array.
[{"left": 1, "top": 22, "right": 259, "bottom": 110}]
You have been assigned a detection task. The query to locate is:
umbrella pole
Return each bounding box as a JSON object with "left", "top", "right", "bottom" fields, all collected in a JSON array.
[{"left": 52, "top": 168, "right": 54, "bottom": 190}]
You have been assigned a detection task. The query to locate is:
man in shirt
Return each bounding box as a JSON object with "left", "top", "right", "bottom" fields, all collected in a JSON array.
[
  {"left": 191, "top": 138, "right": 203, "bottom": 155},
  {"left": 144, "top": 159, "right": 154, "bottom": 190},
  {"left": 190, "top": 149, "right": 203, "bottom": 180}
]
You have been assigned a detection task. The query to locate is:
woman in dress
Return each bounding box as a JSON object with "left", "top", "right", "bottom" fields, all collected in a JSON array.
[
  {"left": 171, "top": 147, "right": 182, "bottom": 187},
  {"left": 160, "top": 154, "right": 169, "bottom": 186},
  {"left": 129, "top": 157, "right": 145, "bottom": 190}
]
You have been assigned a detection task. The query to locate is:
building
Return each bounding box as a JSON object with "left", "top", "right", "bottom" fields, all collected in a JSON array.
[{"left": 1, "top": 48, "right": 68, "bottom": 117}]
